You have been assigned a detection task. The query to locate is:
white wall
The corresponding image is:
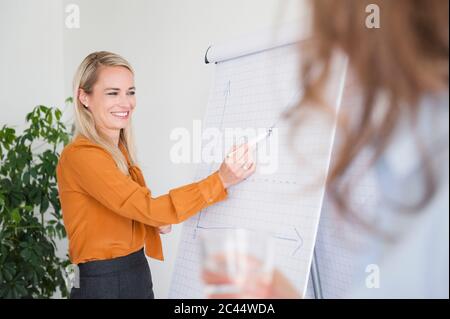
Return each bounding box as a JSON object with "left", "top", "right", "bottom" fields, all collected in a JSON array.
[
  {"left": 1, "top": 0, "right": 307, "bottom": 298},
  {"left": 0, "top": 0, "right": 65, "bottom": 129}
]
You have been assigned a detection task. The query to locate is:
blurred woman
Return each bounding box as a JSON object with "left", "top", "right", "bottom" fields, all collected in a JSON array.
[{"left": 205, "top": 0, "right": 449, "bottom": 298}]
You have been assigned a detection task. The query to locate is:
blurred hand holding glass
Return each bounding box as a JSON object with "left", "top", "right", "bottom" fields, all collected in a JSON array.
[{"left": 200, "top": 229, "right": 275, "bottom": 298}]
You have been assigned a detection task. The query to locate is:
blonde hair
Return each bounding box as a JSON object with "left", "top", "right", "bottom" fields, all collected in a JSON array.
[{"left": 72, "top": 51, "right": 138, "bottom": 175}]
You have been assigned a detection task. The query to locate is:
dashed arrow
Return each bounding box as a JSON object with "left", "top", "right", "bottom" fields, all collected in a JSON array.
[{"left": 273, "top": 227, "right": 304, "bottom": 256}]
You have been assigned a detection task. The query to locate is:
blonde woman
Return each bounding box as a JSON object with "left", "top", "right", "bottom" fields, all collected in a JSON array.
[{"left": 56, "top": 51, "right": 256, "bottom": 299}]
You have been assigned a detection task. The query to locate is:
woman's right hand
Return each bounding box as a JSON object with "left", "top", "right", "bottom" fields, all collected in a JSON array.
[{"left": 218, "top": 143, "right": 256, "bottom": 189}]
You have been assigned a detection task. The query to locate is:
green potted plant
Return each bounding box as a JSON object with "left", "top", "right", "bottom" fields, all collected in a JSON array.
[{"left": 0, "top": 100, "right": 72, "bottom": 298}]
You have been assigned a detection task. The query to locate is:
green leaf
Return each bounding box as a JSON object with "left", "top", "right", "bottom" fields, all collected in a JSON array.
[
  {"left": 11, "top": 208, "right": 21, "bottom": 223},
  {"left": 15, "top": 283, "right": 28, "bottom": 297},
  {"left": 45, "top": 110, "right": 53, "bottom": 125},
  {"left": 23, "top": 171, "right": 30, "bottom": 185},
  {"left": 26, "top": 112, "right": 33, "bottom": 123},
  {"left": 5, "top": 288, "right": 14, "bottom": 299},
  {"left": 40, "top": 194, "right": 49, "bottom": 214},
  {"left": 20, "top": 249, "right": 31, "bottom": 261},
  {"left": 3, "top": 268, "right": 14, "bottom": 281},
  {"left": 55, "top": 109, "right": 62, "bottom": 121},
  {"left": 30, "top": 166, "right": 38, "bottom": 179}
]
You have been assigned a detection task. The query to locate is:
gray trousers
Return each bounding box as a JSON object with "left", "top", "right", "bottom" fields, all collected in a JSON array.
[{"left": 70, "top": 248, "right": 154, "bottom": 299}]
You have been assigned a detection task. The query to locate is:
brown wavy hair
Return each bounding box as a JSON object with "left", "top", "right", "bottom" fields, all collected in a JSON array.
[{"left": 287, "top": 0, "right": 448, "bottom": 223}]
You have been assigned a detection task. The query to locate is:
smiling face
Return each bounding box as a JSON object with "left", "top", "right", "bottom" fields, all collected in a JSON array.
[{"left": 79, "top": 66, "right": 136, "bottom": 142}]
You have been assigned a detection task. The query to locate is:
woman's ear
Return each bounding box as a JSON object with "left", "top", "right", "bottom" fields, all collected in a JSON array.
[{"left": 78, "top": 88, "right": 89, "bottom": 108}]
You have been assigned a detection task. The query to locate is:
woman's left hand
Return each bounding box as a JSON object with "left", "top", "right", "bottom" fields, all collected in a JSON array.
[{"left": 158, "top": 225, "right": 172, "bottom": 234}]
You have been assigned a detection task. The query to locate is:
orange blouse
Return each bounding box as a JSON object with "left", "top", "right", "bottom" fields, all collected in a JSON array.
[{"left": 56, "top": 135, "right": 227, "bottom": 264}]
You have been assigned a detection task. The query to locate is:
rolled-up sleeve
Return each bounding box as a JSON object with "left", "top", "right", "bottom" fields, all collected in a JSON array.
[{"left": 60, "top": 144, "right": 227, "bottom": 227}]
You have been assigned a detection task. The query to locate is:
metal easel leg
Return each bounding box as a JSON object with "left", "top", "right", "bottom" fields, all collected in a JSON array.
[{"left": 310, "top": 249, "right": 323, "bottom": 299}]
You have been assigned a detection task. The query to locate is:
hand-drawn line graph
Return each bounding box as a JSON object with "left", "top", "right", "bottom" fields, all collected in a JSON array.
[{"left": 193, "top": 78, "right": 306, "bottom": 245}]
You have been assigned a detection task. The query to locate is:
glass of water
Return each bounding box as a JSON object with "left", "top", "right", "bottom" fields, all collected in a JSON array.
[{"left": 200, "top": 228, "right": 275, "bottom": 298}]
